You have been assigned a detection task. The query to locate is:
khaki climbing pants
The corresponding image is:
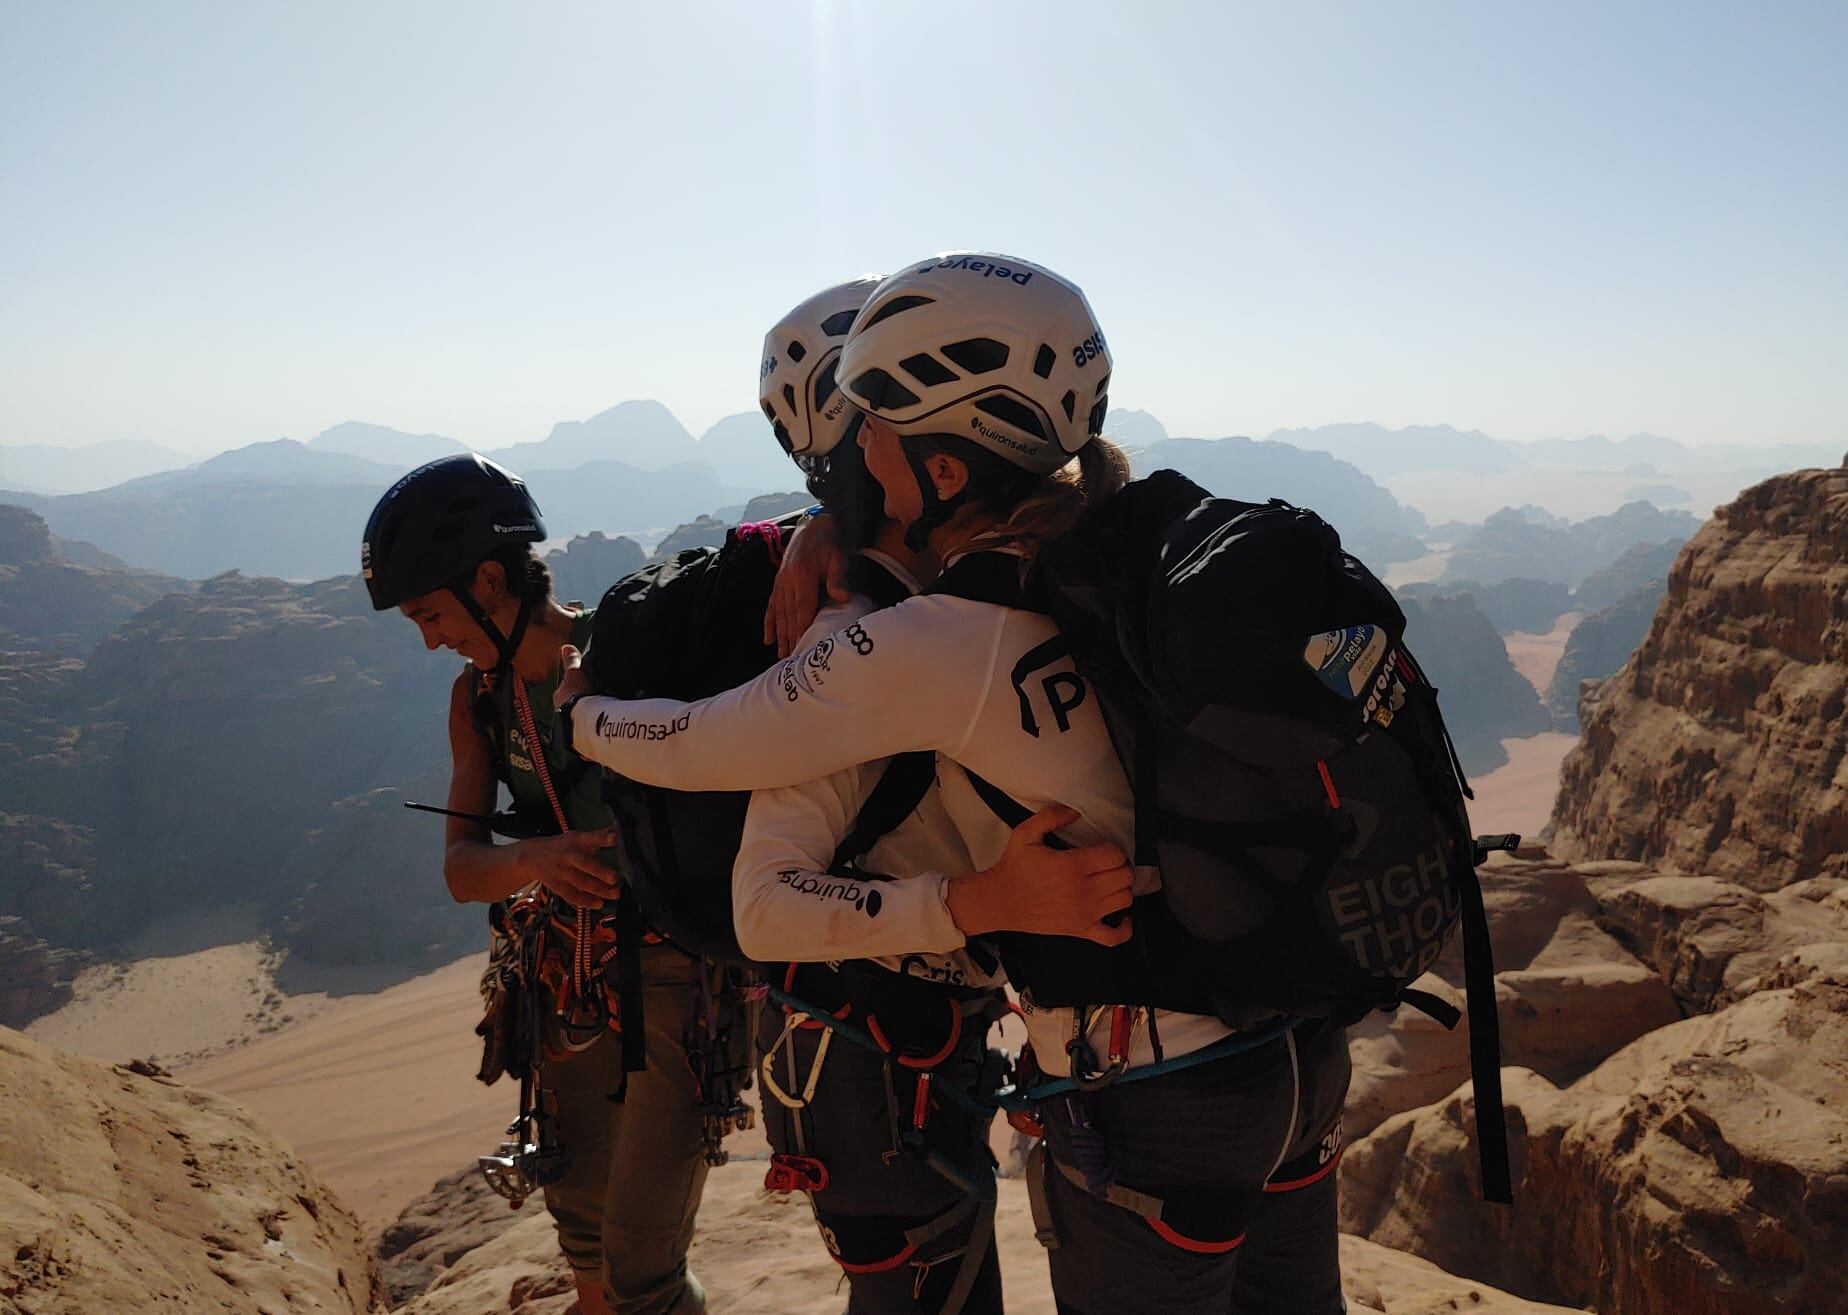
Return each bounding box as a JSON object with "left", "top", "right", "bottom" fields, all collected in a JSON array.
[{"left": 539, "top": 944, "right": 711, "bottom": 1315}]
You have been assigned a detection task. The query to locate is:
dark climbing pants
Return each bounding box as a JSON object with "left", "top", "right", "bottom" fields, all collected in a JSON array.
[
  {"left": 1036, "top": 1021, "right": 1351, "bottom": 1315},
  {"left": 757, "top": 975, "right": 1005, "bottom": 1314}
]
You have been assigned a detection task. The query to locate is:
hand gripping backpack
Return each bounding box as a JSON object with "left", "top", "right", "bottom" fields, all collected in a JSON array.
[{"left": 942, "top": 469, "right": 1513, "bottom": 1201}]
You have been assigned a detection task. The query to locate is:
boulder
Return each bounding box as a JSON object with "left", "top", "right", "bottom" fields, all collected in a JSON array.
[
  {"left": 1341, "top": 979, "right": 1848, "bottom": 1313},
  {"left": 378, "top": 1164, "right": 544, "bottom": 1306},
  {"left": 0, "top": 1025, "right": 381, "bottom": 1313},
  {"left": 1588, "top": 872, "right": 1848, "bottom": 1012},
  {"left": 1346, "top": 857, "right": 1682, "bottom": 1138}
]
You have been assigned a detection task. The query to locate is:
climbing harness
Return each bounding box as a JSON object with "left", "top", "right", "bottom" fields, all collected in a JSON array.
[{"left": 760, "top": 966, "right": 1006, "bottom": 1315}]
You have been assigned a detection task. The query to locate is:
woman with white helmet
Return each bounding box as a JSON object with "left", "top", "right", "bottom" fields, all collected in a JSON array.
[
  {"left": 743, "top": 276, "right": 1010, "bottom": 1315},
  {"left": 556, "top": 253, "right": 1350, "bottom": 1314}
]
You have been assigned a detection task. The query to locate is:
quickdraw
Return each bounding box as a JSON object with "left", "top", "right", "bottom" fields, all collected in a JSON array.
[{"left": 685, "top": 958, "right": 757, "bottom": 1167}]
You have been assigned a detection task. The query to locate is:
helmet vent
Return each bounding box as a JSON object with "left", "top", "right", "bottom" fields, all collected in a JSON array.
[
  {"left": 860, "top": 294, "right": 934, "bottom": 330},
  {"left": 1094, "top": 372, "right": 1111, "bottom": 398},
  {"left": 1088, "top": 397, "right": 1109, "bottom": 436},
  {"left": 782, "top": 383, "right": 799, "bottom": 415},
  {"left": 1061, "top": 389, "right": 1077, "bottom": 422},
  {"left": 812, "top": 359, "right": 841, "bottom": 411},
  {"left": 940, "top": 338, "right": 1009, "bottom": 375},
  {"left": 974, "top": 395, "right": 1050, "bottom": 441},
  {"left": 760, "top": 401, "right": 778, "bottom": 422},
  {"left": 1033, "top": 344, "right": 1056, "bottom": 379},
  {"left": 848, "top": 368, "right": 922, "bottom": 412},
  {"left": 820, "top": 308, "right": 859, "bottom": 337},
  {"left": 900, "top": 353, "right": 958, "bottom": 387},
  {"left": 786, "top": 340, "right": 808, "bottom": 364}
]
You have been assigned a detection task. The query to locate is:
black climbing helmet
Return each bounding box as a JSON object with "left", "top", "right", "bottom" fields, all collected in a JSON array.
[{"left": 361, "top": 454, "right": 546, "bottom": 611}]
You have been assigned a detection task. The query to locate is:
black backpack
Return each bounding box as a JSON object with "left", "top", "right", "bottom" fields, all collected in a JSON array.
[
  {"left": 581, "top": 522, "right": 928, "bottom": 966},
  {"left": 939, "top": 469, "right": 1512, "bottom": 1200}
]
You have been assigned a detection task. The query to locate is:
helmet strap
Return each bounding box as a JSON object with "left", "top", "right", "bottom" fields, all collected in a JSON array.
[
  {"left": 900, "top": 441, "right": 965, "bottom": 552},
  {"left": 450, "top": 581, "right": 536, "bottom": 680}
]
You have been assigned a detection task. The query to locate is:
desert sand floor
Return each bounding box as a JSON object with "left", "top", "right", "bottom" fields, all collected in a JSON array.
[
  {"left": 1381, "top": 548, "right": 1452, "bottom": 589},
  {"left": 179, "top": 954, "right": 540, "bottom": 1225},
  {"left": 1466, "top": 732, "right": 1576, "bottom": 840},
  {"left": 26, "top": 941, "right": 335, "bottom": 1069},
  {"left": 1503, "top": 612, "right": 1580, "bottom": 696}
]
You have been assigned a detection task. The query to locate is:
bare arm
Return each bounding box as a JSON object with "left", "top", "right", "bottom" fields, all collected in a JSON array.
[
  {"left": 440, "top": 671, "right": 621, "bottom": 908},
  {"left": 763, "top": 513, "right": 851, "bottom": 658}
]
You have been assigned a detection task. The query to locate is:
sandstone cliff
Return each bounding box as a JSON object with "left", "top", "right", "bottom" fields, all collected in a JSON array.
[
  {"left": 1345, "top": 855, "right": 1681, "bottom": 1139},
  {"left": 1340, "top": 976, "right": 1848, "bottom": 1313},
  {"left": 1397, "top": 593, "right": 1552, "bottom": 775},
  {"left": 1549, "top": 465, "right": 1848, "bottom": 887},
  {"left": 0, "top": 1026, "right": 381, "bottom": 1313}
]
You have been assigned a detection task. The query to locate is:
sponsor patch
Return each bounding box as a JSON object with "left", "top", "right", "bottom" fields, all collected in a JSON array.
[{"left": 1302, "top": 624, "right": 1388, "bottom": 700}]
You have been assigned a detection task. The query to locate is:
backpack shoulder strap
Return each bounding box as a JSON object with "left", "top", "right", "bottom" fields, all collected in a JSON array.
[
  {"left": 926, "top": 550, "right": 1036, "bottom": 610},
  {"left": 846, "top": 554, "right": 915, "bottom": 610},
  {"left": 961, "top": 768, "right": 1072, "bottom": 853},
  {"left": 828, "top": 751, "right": 937, "bottom": 876}
]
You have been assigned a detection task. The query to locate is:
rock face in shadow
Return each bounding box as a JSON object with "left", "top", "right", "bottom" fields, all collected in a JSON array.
[
  {"left": 1345, "top": 856, "right": 1682, "bottom": 1139},
  {"left": 1549, "top": 466, "right": 1848, "bottom": 888},
  {"left": 1571, "top": 537, "right": 1682, "bottom": 613},
  {"left": 0, "top": 503, "right": 189, "bottom": 657},
  {"left": 544, "top": 531, "right": 645, "bottom": 608},
  {"left": 0, "top": 915, "right": 88, "bottom": 1026},
  {"left": 1544, "top": 581, "right": 1664, "bottom": 731},
  {"left": 377, "top": 1164, "right": 544, "bottom": 1306},
  {"left": 1396, "top": 577, "right": 1571, "bottom": 637},
  {"left": 1396, "top": 594, "right": 1551, "bottom": 775},
  {"left": 0, "top": 571, "right": 472, "bottom": 976},
  {"left": 0, "top": 1025, "right": 380, "bottom": 1313},
  {"left": 1442, "top": 501, "right": 1697, "bottom": 588}
]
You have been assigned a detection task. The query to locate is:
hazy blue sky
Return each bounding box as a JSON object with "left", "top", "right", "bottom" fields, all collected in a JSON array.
[{"left": 3, "top": 1, "right": 1844, "bottom": 454}]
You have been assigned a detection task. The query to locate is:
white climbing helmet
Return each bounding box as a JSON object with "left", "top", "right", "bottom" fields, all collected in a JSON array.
[
  {"left": 837, "top": 252, "right": 1111, "bottom": 474},
  {"left": 759, "top": 276, "right": 883, "bottom": 460}
]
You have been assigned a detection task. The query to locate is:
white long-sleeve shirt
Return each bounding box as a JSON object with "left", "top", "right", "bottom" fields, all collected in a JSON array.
[
  {"left": 571, "top": 562, "right": 1232, "bottom": 1074},
  {"left": 731, "top": 567, "right": 1001, "bottom": 989}
]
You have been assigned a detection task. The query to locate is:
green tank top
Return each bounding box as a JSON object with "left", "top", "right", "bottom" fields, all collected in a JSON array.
[{"left": 485, "top": 609, "right": 611, "bottom": 833}]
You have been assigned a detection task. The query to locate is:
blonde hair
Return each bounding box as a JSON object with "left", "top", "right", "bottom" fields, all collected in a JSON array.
[{"left": 968, "top": 435, "right": 1133, "bottom": 557}]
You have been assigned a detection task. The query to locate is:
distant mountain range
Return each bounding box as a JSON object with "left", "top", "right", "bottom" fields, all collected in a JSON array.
[
  {"left": 0, "top": 440, "right": 198, "bottom": 495},
  {"left": 7, "top": 401, "right": 1831, "bottom": 580},
  {"left": 1111, "top": 414, "right": 1842, "bottom": 482},
  {"left": 0, "top": 405, "right": 1436, "bottom": 579}
]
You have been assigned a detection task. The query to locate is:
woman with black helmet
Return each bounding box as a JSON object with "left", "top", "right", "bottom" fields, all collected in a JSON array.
[
  {"left": 362, "top": 454, "right": 714, "bottom": 1315},
  {"left": 555, "top": 255, "right": 1351, "bottom": 1315}
]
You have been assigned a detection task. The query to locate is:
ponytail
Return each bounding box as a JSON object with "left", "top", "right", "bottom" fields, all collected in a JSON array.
[{"left": 970, "top": 435, "right": 1132, "bottom": 556}]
